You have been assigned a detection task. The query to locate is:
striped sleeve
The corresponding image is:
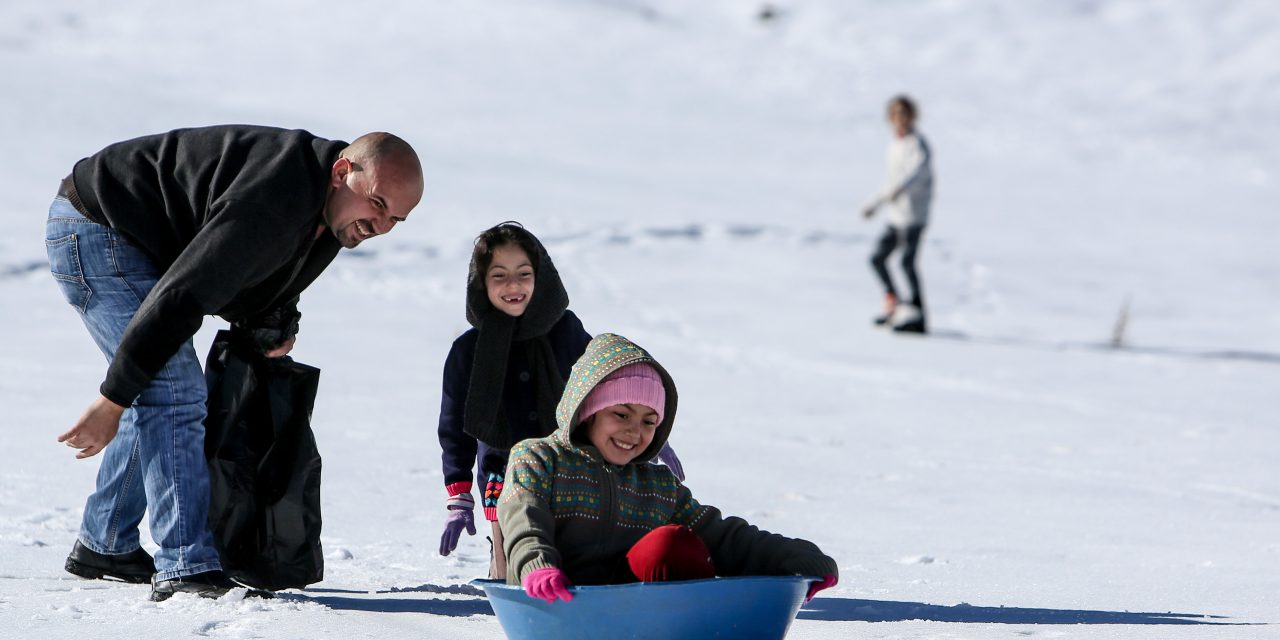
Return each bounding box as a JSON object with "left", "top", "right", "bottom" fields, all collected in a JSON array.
[{"left": 498, "top": 440, "right": 561, "bottom": 584}]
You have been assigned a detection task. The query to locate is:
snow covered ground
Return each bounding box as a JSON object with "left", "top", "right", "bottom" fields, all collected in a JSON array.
[{"left": 1, "top": 1, "right": 1277, "bottom": 638}]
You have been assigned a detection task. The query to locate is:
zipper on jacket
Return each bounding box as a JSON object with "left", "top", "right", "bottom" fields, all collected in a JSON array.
[{"left": 598, "top": 464, "right": 618, "bottom": 553}]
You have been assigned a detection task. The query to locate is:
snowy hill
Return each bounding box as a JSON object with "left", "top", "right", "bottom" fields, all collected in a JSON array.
[{"left": 1, "top": 1, "right": 1277, "bottom": 638}]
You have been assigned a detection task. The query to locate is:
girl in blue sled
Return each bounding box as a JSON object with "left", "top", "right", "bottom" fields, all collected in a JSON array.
[{"left": 499, "top": 333, "right": 837, "bottom": 603}]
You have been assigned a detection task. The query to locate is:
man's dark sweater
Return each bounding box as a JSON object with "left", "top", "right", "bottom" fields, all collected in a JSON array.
[{"left": 62, "top": 125, "right": 346, "bottom": 407}]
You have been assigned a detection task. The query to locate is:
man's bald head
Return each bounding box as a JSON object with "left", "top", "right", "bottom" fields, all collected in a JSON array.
[
  {"left": 322, "top": 132, "right": 424, "bottom": 248},
  {"left": 342, "top": 132, "right": 423, "bottom": 192}
]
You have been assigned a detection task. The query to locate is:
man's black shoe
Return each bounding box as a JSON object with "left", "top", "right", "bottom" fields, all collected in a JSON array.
[
  {"left": 65, "top": 540, "right": 155, "bottom": 584},
  {"left": 150, "top": 570, "right": 274, "bottom": 602}
]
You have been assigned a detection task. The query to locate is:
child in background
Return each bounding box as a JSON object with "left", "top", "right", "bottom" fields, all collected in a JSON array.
[
  {"left": 862, "top": 94, "right": 934, "bottom": 334},
  {"left": 437, "top": 224, "right": 682, "bottom": 579},
  {"left": 499, "top": 333, "right": 837, "bottom": 603}
]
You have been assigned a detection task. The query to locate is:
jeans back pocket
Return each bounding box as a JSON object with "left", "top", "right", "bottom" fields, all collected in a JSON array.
[{"left": 45, "top": 233, "right": 92, "bottom": 313}]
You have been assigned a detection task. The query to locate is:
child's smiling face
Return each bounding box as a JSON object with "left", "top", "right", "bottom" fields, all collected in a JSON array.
[
  {"left": 584, "top": 403, "right": 661, "bottom": 465},
  {"left": 485, "top": 244, "right": 535, "bottom": 316}
]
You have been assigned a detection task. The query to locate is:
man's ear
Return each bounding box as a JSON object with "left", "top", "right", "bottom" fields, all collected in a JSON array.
[{"left": 330, "top": 156, "right": 352, "bottom": 187}]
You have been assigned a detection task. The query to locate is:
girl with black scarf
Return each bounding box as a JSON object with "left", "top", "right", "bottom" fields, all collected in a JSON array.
[{"left": 435, "top": 223, "right": 683, "bottom": 579}]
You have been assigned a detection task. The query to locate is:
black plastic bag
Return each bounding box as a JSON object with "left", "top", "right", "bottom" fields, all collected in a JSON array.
[{"left": 203, "top": 329, "right": 324, "bottom": 591}]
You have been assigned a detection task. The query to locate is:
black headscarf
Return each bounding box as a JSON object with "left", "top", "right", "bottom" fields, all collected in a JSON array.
[{"left": 462, "top": 224, "right": 570, "bottom": 449}]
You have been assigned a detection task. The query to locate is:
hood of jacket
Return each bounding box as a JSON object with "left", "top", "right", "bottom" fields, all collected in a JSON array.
[{"left": 553, "top": 333, "right": 678, "bottom": 465}]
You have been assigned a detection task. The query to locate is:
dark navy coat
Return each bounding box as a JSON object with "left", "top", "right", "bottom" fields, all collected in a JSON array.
[{"left": 437, "top": 310, "right": 591, "bottom": 518}]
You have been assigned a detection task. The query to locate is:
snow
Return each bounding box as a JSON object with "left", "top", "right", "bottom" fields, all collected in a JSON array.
[{"left": 2, "top": 1, "right": 1278, "bottom": 638}]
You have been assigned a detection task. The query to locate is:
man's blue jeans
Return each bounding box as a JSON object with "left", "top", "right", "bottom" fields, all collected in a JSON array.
[{"left": 45, "top": 196, "right": 221, "bottom": 581}]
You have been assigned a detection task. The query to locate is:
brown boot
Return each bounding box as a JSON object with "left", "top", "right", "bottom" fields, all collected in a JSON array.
[{"left": 488, "top": 521, "right": 507, "bottom": 581}]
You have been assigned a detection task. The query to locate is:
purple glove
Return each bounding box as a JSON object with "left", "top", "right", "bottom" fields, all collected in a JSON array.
[
  {"left": 806, "top": 574, "right": 837, "bottom": 602},
  {"left": 439, "top": 493, "right": 476, "bottom": 556},
  {"left": 522, "top": 567, "right": 574, "bottom": 603},
  {"left": 655, "top": 441, "right": 685, "bottom": 481}
]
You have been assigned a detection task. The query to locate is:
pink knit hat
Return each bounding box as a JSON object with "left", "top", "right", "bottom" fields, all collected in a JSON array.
[{"left": 575, "top": 363, "right": 666, "bottom": 426}]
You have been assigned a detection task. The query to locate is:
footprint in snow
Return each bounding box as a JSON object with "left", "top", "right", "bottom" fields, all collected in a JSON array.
[{"left": 898, "top": 555, "right": 936, "bottom": 565}]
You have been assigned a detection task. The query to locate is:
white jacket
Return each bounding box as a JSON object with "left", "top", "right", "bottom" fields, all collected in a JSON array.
[{"left": 874, "top": 131, "right": 933, "bottom": 228}]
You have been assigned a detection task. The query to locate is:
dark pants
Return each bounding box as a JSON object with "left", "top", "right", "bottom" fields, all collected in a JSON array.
[{"left": 870, "top": 224, "right": 926, "bottom": 309}]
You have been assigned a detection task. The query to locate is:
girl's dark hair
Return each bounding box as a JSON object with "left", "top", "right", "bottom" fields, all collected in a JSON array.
[
  {"left": 471, "top": 221, "right": 541, "bottom": 287},
  {"left": 888, "top": 94, "right": 918, "bottom": 120}
]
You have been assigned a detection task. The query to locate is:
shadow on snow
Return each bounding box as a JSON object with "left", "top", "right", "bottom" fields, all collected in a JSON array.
[
  {"left": 286, "top": 594, "right": 492, "bottom": 617},
  {"left": 929, "top": 329, "right": 1280, "bottom": 367},
  {"left": 290, "top": 585, "right": 1255, "bottom": 626},
  {"left": 800, "top": 597, "right": 1249, "bottom": 625}
]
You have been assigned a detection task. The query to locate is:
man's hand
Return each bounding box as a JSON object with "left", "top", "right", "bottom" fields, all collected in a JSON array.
[
  {"left": 58, "top": 395, "right": 127, "bottom": 459},
  {"left": 861, "top": 203, "right": 878, "bottom": 219},
  {"left": 266, "top": 336, "right": 296, "bottom": 358}
]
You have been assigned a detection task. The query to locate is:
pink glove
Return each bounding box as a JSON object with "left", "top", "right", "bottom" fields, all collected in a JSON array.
[
  {"left": 806, "top": 574, "right": 837, "bottom": 601},
  {"left": 522, "top": 567, "right": 574, "bottom": 603}
]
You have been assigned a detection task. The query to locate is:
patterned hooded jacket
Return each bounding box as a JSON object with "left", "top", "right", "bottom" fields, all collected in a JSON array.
[{"left": 499, "top": 333, "right": 838, "bottom": 585}]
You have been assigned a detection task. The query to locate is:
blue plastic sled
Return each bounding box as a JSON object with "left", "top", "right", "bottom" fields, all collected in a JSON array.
[{"left": 475, "top": 575, "right": 814, "bottom": 640}]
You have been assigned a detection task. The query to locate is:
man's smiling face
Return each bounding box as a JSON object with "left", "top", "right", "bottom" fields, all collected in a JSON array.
[{"left": 322, "top": 156, "right": 419, "bottom": 249}]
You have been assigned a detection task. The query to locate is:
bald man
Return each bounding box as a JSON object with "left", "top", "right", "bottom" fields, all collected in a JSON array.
[{"left": 45, "top": 125, "right": 423, "bottom": 600}]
